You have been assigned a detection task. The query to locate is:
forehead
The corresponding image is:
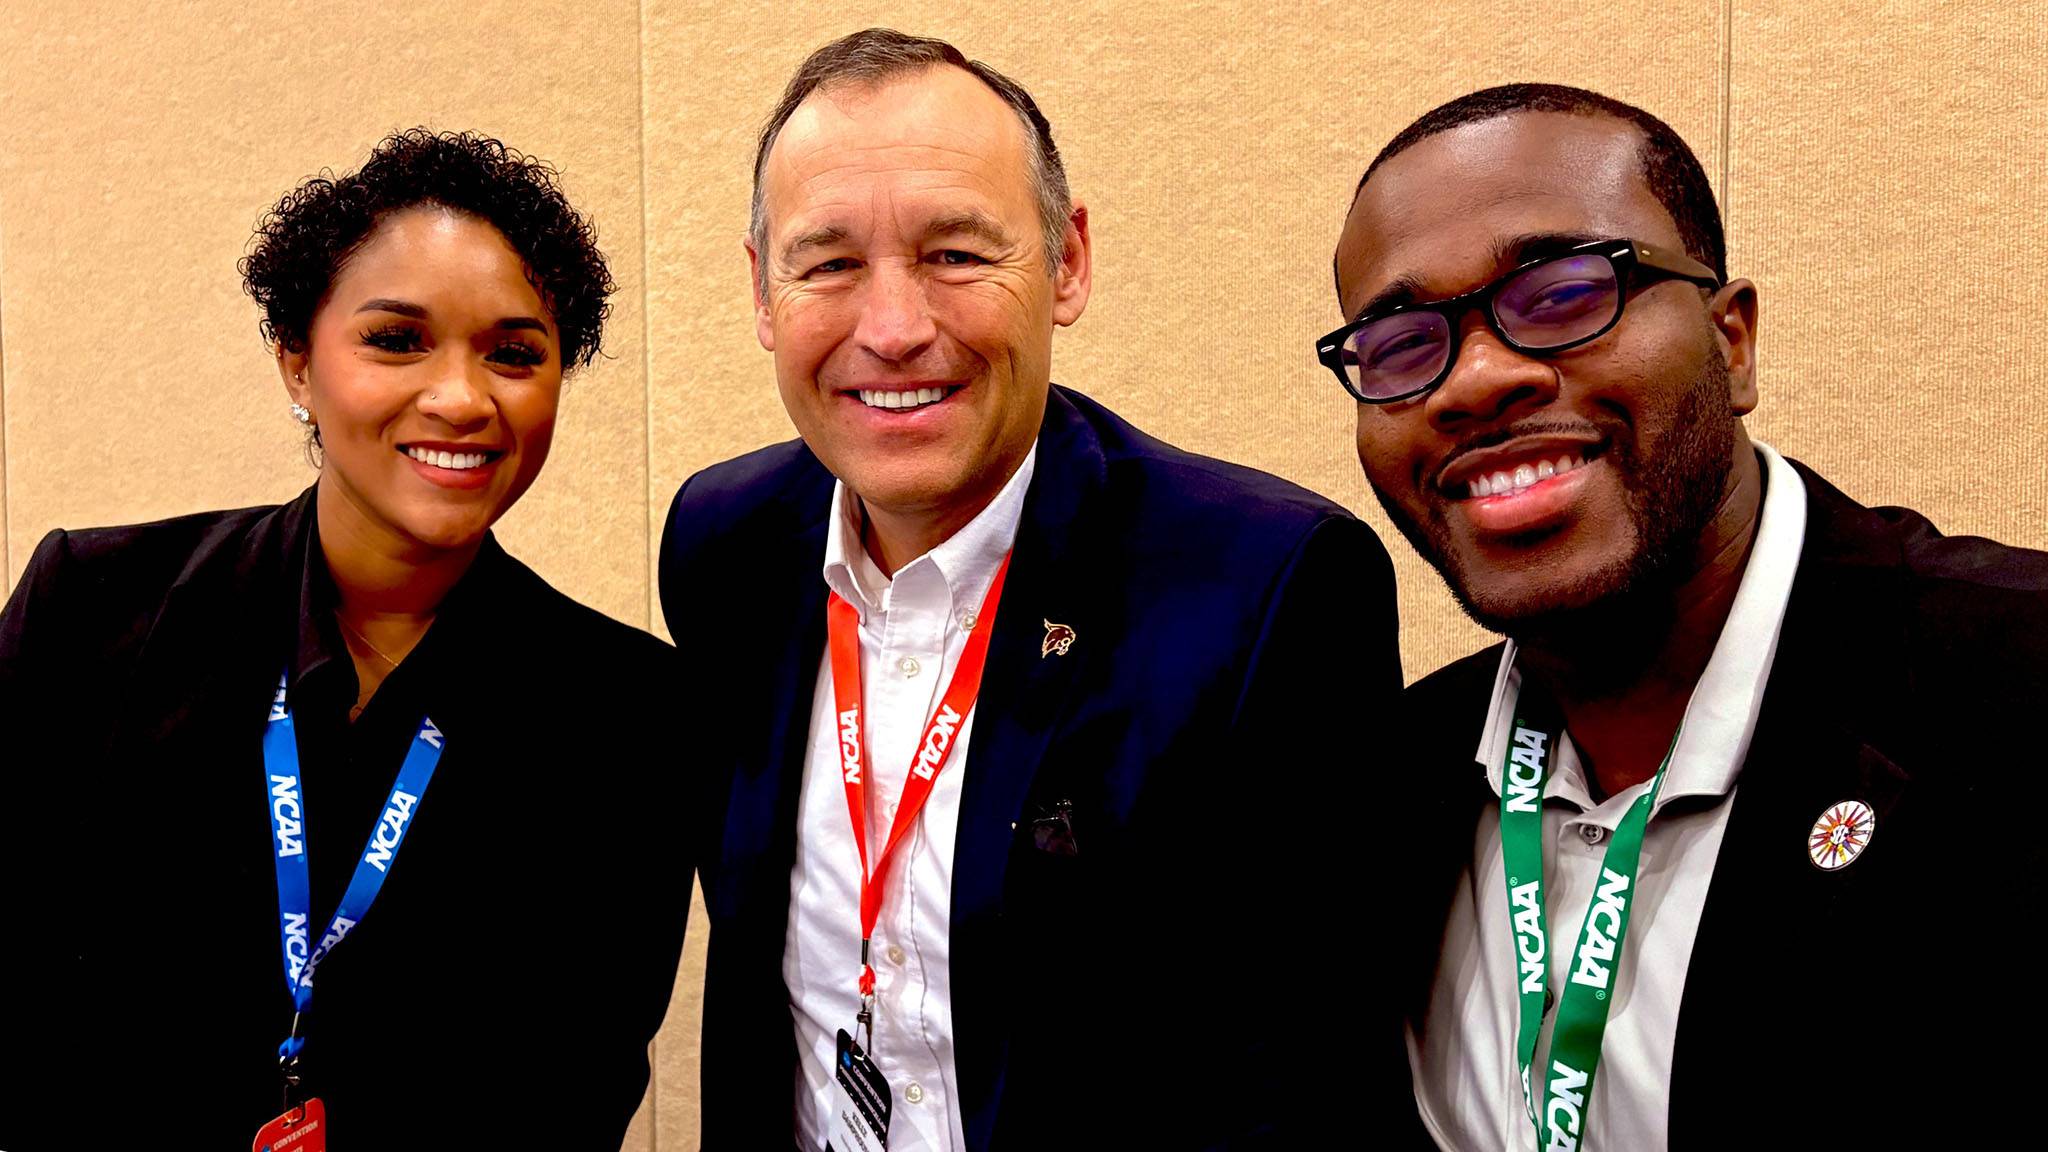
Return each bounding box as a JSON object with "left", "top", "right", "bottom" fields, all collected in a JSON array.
[
  {"left": 1335, "top": 112, "right": 1685, "bottom": 313},
  {"left": 760, "top": 65, "right": 1036, "bottom": 241},
  {"left": 333, "top": 209, "right": 541, "bottom": 305}
]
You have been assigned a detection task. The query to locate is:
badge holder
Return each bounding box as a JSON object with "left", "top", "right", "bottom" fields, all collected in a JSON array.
[
  {"left": 829, "top": 993, "right": 893, "bottom": 1152},
  {"left": 253, "top": 1011, "right": 327, "bottom": 1152},
  {"left": 252, "top": 1096, "right": 326, "bottom": 1152}
]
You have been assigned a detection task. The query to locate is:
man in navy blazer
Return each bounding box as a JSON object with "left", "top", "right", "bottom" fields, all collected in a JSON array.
[{"left": 659, "top": 29, "right": 1407, "bottom": 1151}]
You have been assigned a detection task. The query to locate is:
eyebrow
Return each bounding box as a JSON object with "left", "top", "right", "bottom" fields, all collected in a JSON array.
[
  {"left": 356, "top": 298, "right": 428, "bottom": 319},
  {"left": 354, "top": 298, "right": 549, "bottom": 334},
  {"left": 1350, "top": 231, "right": 1610, "bottom": 322},
  {"left": 923, "top": 210, "right": 1012, "bottom": 248},
  {"left": 1352, "top": 273, "right": 1431, "bottom": 323},
  {"left": 776, "top": 210, "right": 1017, "bottom": 269},
  {"left": 780, "top": 225, "right": 850, "bottom": 265}
]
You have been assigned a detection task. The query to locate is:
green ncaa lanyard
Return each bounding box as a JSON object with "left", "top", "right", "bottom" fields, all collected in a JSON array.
[{"left": 1498, "top": 680, "right": 1679, "bottom": 1151}]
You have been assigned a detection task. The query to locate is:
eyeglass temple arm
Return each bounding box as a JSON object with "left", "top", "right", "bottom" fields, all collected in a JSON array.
[{"left": 1632, "top": 240, "right": 1721, "bottom": 288}]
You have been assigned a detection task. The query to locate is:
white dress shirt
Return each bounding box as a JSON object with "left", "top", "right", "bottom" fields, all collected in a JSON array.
[
  {"left": 1410, "top": 443, "right": 1808, "bottom": 1151},
  {"left": 786, "top": 444, "right": 1038, "bottom": 1152}
]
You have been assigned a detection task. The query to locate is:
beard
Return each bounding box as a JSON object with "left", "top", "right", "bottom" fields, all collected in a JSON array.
[{"left": 1373, "top": 348, "right": 1739, "bottom": 648}]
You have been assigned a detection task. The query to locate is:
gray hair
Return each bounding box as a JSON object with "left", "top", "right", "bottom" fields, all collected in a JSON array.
[{"left": 749, "top": 28, "right": 1073, "bottom": 299}]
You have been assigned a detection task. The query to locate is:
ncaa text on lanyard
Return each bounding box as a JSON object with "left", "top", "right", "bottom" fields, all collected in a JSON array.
[
  {"left": 261, "top": 672, "right": 445, "bottom": 1099},
  {"left": 1498, "top": 683, "right": 1678, "bottom": 1152},
  {"left": 826, "top": 553, "right": 1011, "bottom": 1048}
]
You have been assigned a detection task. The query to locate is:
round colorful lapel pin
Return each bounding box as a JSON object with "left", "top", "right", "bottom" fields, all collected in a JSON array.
[{"left": 1808, "top": 799, "right": 1876, "bottom": 871}]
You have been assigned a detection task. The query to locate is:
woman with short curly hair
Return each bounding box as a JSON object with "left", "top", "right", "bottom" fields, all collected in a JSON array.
[{"left": 0, "top": 130, "right": 691, "bottom": 1148}]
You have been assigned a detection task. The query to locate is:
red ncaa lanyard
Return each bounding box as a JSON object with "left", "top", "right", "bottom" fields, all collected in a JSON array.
[{"left": 825, "top": 552, "right": 1012, "bottom": 1015}]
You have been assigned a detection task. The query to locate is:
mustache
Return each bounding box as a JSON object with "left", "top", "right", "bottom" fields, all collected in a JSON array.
[{"left": 1430, "top": 416, "right": 1624, "bottom": 491}]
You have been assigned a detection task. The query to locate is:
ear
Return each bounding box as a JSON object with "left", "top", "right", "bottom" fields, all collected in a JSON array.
[
  {"left": 746, "top": 234, "right": 775, "bottom": 352},
  {"left": 277, "top": 343, "right": 313, "bottom": 414},
  {"left": 1710, "top": 278, "right": 1759, "bottom": 416},
  {"left": 1051, "top": 201, "right": 1093, "bottom": 328}
]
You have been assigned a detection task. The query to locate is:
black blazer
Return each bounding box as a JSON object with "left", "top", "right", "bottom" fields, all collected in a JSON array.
[
  {"left": 659, "top": 387, "right": 1416, "bottom": 1149},
  {"left": 0, "top": 487, "right": 691, "bottom": 1149},
  {"left": 1399, "top": 461, "right": 2048, "bottom": 1148}
]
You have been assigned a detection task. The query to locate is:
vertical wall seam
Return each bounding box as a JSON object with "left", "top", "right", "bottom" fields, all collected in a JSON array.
[
  {"left": 1, "top": 184, "right": 11, "bottom": 595},
  {"left": 638, "top": 0, "right": 656, "bottom": 643},
  {"left": 634, "top": 2, "right": 660, "bottom": 1147},
  {"left": 1719, "top": 0, "right": 1734, "bottom": 228}
]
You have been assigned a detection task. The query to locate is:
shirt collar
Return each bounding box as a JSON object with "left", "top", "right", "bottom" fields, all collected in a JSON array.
[
  {"left": 1476, "top": 440, "right": 1809, "bottom": 810},
  {"left": 822, "top": 439, "right": 1039, "bottom": 622}
]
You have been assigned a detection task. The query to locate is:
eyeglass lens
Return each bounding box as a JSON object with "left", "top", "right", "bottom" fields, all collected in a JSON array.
[{"left": 1340, "top": 253, "right": 1622, "bottom": 399}]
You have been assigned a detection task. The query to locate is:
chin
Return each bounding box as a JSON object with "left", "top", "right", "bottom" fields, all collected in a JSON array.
[
  {"left": 1447, "top": 547, "right": 1647, "bottom": 638},
  {"left": 837, "top": 459, "right": 966, "bottom": 512},
  {"left": 391, "top": 508, "right": 498, "bottom": 554}
]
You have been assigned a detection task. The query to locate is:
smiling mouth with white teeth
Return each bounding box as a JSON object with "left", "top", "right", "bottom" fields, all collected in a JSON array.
[
  {"left": 403, "top": 445, "right": 501, "bottom": 471},
  {"left": 1447, "top": 445, "right": 1608, "bottom": 501},
  {"left": 855, "top": 386, "right": 958, "bottom": 411}
]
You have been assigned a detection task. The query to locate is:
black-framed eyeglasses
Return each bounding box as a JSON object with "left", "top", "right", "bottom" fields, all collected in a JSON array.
[{"left": 1316, "top": 238, "right": 1721, "bottom": 404}]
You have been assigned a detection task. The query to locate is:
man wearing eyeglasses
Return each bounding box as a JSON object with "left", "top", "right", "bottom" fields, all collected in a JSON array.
[{"left": 1326, "top": 84, "right": 2046, "bottom": 1149}]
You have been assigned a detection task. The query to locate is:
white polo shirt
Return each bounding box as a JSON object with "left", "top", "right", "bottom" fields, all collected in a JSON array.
[{"left": 1410, "top": 442, "right": 1807, "bottom": 1151}]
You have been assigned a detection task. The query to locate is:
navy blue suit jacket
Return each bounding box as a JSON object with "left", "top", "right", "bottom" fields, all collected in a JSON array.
[{"left": 659, "top": 387, "right": 1414, "bottom": 1149}]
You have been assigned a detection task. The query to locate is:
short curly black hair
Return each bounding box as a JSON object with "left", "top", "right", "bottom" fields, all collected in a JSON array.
[{"left": 241, "top": 128, "right": 613, "bottom": 371}]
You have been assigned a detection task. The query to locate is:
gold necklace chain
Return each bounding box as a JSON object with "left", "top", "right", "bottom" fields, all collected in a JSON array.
[{"left": 335, "top": 611, "right": 403, "bottom": 669}]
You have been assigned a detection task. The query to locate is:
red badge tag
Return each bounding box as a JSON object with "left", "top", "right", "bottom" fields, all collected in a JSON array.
[{"left": 252, "top": 1097, "right": 327, "bottom": 1152}]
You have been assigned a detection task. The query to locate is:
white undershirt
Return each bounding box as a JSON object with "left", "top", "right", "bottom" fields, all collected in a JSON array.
[
  {"left": 785, "top": 444, "right": 1038, "bottom": 1152},
  {"left": 1409, "top": 442, "right": 1807, "bottom": 1151}
]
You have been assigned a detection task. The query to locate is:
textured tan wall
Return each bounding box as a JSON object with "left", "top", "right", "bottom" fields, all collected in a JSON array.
[
  {"left": 1728, "top": 2, "right": 2048, "bottom": 536},
  {"left": 4, "top": 3, "right": 2044, "bottom": 1148}
]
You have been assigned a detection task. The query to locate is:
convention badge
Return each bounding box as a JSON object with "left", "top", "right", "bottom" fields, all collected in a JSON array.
[
  {"left": 1808, "top": 799, "right": 1876, "bottom": 871},
  {"left": 828, "top": 1028, "right": 892, "bottom": 1152},
  {"left": 252, "top": 1097, "right": 327, "bottom": 1152}
]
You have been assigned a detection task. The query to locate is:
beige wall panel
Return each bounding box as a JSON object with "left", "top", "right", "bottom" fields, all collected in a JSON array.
[
  {"left": 1728, "top": 1, "right": 2047, "bottom": 547},
  {"left": 620, "top": 1076, "right": 656, "bottom": 1152},
  {"left": 0, "top": 0, "right": 651, "bottom": 624},
  {"left": 645, "top": 881, "right": 709, "bottom": 1151},
  {"left": 1, "top": 262, "right": 9, "bottom": 601}
]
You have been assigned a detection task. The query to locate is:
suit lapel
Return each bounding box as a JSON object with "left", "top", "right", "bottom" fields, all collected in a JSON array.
[
  {"left": 952, "top": 389, "right": 1107, "bottom": 1149},
  {"left": 691, "top": 483, "right": 832, "bottom": 1131},
  {"left": 1669, "top": 465, "right": 1915, "bottom": 1142},
  {"left": 712, "top": 508, "right": 831, "bottom": 947}
]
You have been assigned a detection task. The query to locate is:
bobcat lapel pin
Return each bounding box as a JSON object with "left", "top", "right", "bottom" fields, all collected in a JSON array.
[{"left": 1041, "top": 620, "right": 1077, "bottom": 658}]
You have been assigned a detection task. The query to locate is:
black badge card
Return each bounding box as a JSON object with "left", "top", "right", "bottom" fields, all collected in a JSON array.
[{"left": 829, "top": 1028, "right": 893, "bottom": 1151}]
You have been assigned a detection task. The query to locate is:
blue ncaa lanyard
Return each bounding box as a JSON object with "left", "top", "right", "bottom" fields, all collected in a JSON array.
[{"left": 261, "top": 671, "right": 445, "bottom": 1061}]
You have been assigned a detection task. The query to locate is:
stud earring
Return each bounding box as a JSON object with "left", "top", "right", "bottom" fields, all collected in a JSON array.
[{"left": 290, "top": 404, "right": 313, "bottom": 425}]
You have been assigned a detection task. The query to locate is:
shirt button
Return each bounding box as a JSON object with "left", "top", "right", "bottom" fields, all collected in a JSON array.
[
  {"left": 961, "top": 610, "right": 979, "bottom": 630},
  {"left": 900, "top": 656, "right": 921, "bottom": 678},
  {"left": 1579, "top": 824, "right": 1606, "bottom": 846},
  {"left": 886, "top": 944, "right": 907, "bottom": 966},
  {"left": 904, "top": 1082, "right": 925, "bottom": 1105}
]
